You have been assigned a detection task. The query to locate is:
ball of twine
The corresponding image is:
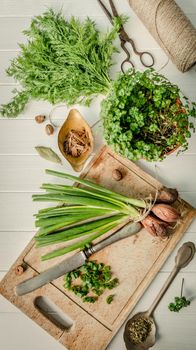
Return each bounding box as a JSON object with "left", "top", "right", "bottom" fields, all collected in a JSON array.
[{"left": 128, "top": 0, "right": 196, "bottom": 72}]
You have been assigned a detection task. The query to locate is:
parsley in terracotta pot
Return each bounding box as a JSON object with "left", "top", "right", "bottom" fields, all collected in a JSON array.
[{"left": 101, "top": 69, "right": 196, "bottom": 161}]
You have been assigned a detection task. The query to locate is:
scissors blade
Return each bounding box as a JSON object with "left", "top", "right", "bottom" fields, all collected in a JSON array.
[
  {"left": 97, "top": 0, "right": 113, "bottom": 25},
  {"left": 108, "top": 0, "right": 119, "bottom": 17}
]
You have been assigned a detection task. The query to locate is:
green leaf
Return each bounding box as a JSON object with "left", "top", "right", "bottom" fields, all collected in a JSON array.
[
  {"left": 45, "top": 169, "right": 146, "bottom": 209},
  {"left": 41, "top": 219, "right": 122, "bottom": 260},
  {"left": 106, "top": 294, "right": 115, "bottom": 304},
  {"left": 0, "top": 9, "right": 126, "bottom": 117},
  {"left": 101, "top": 68, "right": 196, "bottom": 161},
  {"left": 35, "top": 147, "right": 62, "bottom": 164},
  {"left": 63, "top": 260, "right": 119, "bottom": 304}
]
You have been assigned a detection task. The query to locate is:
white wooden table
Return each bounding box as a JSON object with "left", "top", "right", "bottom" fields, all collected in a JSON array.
[{"left": 0, "top": 1, "right": 196, "bottom": 349}]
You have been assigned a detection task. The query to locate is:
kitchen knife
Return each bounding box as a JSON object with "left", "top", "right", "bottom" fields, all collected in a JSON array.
[{"left": 16, "top": 222, "right": 141, "bottom": 296}]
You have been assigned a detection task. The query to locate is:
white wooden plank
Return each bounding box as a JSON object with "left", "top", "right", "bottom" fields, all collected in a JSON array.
[
  {"left": 178, "top": 191, "right": 196, "bottom": 208},
  {"left": 177, "top": 0, "right": 196, "bottom": 13},
  {"left": 0, "top": 86, "right": 54, "bottom": 118},
  {"left": 0, "top": 153, "right": 196, "bottom": 190},
  {"left": 0, "top": 294, "right": 23, "bottom": 313},
  {"left": 0, "top": 0, "right": 133, "bottom": 17},
  {"left": 0, "top": 47, "right": 171, "bottom": 85},
  {"left": 138, "top": 154, "right": 196, "bottom": 191},
  {"left": 0, "top": 190, "right": 195, "bottom": 231},
  {"left": 0, "top": 85, "right": 104, "bottom": 119},
  {"left": 0, "top": 17, "right": 31, "bottom": 50},
  {"left": 0, "top": 0, "right": 195, "bottom": 17},
  {"left": 0, "top": 79, "right": 195, "bottom": 122},
  {"left": 0, "top": 272, "right": 6, "bottom": 279},
  {"left": 0, "top": 229, "right": 195, "bottom": 273},
  {"left": 1, "top": 271, "right": 196, "bottom": 312},
  {"left": 0, "top": 16, "right": 106, "bottom": 50},
  {"left": 0, "top": 231, "right": 34, "bottom": 271},
  {"left": 160, "top": 232, "right": 196, "bottom": 272},
  {"left": 0, "top": 51, "right": 19, "bottom": 84},
  {"left": 108, "top": 271, "right": 196, "bottom": 350},
  {"left": 0, "top": 309, "right": 65, "bottom": 350},
  {"left": 1, "top": 271, "right": 196, "bottom": 350},
  {"left": 0, "top": 155, "right": 70, "bottom": 191},
  {"left": 0, "top": 154, "right": 196, "bottom": 192},
  {"left": 0, "top": 192, "right": 42, "bottom": 230},
  {"left": 161, "top": 60, "right": 196, "bottom": 85},
  {"left": 0, "top": 1, "right": 196, "bottom": 349},
  {"left": 1, "top": 14, "right": 186, "bottom": 51},
  {"left": 0, "top": 120, "right": 102, "bottom": 156}
]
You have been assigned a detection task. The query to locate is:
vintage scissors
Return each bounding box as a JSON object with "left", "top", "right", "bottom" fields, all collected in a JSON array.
[{"left": 97, "top": 0, "right": 155, "bottom": 72}]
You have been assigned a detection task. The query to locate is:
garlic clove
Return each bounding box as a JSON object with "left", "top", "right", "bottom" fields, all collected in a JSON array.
[{"left": 45, "top": 124, "right": 54, "bottom": 135}]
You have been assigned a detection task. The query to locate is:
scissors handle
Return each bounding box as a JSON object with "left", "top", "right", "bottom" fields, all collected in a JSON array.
[
  {"left": 120, "top": 41, "right": 134, "bottom": 73},
  {"left": 137, "top": 51, "right": 155, "bottom": 68},
  {"left": 125, "top": 37, "right": 155, "bottom": 68}
]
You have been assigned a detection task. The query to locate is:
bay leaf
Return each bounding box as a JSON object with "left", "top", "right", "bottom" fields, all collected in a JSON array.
[{"left": 35, "top": 146, "right": 62, "bottom": 164}]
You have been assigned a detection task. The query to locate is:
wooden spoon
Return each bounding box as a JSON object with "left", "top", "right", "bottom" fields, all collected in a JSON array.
[
  {"left": 123, "top": 242, "right": 195, "bottom": 350},
  {"left": 58, "top": 109, "right": 93, "bottom": 172}
]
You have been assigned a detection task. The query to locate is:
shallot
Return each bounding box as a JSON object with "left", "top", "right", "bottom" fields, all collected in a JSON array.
[{"left": 152, "top": 204, "right": 180, "bottom": 223}]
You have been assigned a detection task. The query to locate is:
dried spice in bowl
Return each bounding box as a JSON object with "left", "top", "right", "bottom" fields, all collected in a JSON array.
[
  {"left": 58, "top": 109, "right": 93, "bottom": 172},
  {"left": 63, "top": 128, "right": 91, "bottom": 158}
]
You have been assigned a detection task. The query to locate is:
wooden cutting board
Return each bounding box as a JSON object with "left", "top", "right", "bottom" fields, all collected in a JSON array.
[{"left": 0, "top": 145, "right": 195, "bottom": 350}]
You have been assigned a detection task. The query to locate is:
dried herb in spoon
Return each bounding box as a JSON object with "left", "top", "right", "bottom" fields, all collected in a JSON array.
[{"left": 127, "top": 317, "right": 153, "bottom": 344}]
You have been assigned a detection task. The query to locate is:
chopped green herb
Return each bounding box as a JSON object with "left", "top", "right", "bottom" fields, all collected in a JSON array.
[
  {"left": 106, "top": 294, "right": 115, "bottom": 304},
  {"left": 63, "top": 260, "right": 119, "bottom": 304},
  {"left": 106, "top": 277, "right": 119, "bottom": 289},
  {"left": 83, "top": 296, "right": 98, "bottom": 303}
]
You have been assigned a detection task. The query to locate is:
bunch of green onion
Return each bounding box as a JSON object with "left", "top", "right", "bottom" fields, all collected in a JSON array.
[{"left": 33, "top": 169, "right": 147, "bottom": 260}]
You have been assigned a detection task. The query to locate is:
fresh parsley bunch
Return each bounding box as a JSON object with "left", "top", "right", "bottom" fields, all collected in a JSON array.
[
  {"left": 168, "top": 296, "right": 190, "bottom": 312},
  {"left": 101, "top": 69, "right": 196, "bottom": 161},
  {"left": 1, "top": 9, "right": 123, "bottom": 117},
  {"left": 168, "top": 278, "right": 191, "bottom": 312}
]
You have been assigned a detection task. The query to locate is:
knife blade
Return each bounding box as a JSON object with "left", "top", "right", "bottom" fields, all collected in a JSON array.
[
  {"left": 16, "top": 221, "right": 141, "bottom": 296},
  {"left": 16, "top": 251, "right": 86, "bottom": 296}
]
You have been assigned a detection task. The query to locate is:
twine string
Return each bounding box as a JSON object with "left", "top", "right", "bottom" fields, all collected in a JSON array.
[{"left": 128, "top": 0, "right": 196, "bottom": 72}]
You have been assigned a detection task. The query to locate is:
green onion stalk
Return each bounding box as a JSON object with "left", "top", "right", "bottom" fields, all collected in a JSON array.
[{"left": 33, "top": 169, "right": 147, "bottom": 260}]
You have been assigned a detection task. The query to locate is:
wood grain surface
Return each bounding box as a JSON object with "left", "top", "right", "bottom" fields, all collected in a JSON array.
[
  {"left": 0, "top": 1, "right": 196, "bottom": 350},
  {"left": 0, "top": 146, "right": 195, "bottom": 350}
]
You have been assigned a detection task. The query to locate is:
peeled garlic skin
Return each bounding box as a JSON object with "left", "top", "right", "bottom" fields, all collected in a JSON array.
[
  {"left": 152, "top": 204, "right": 180, "bottom": 223},
  {"left": 142, "top": 215, "right": 168, "bottom": 238}
]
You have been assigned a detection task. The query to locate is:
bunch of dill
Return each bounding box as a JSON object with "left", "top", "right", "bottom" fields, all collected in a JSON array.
[{"left": 1, "top": 9, "right": 123, "bottom": 117}]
